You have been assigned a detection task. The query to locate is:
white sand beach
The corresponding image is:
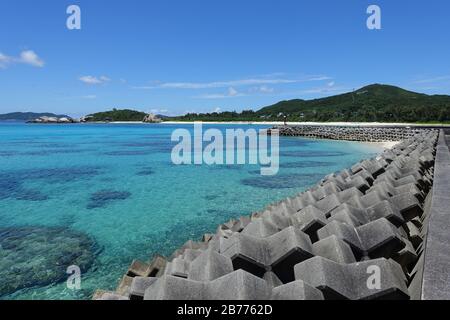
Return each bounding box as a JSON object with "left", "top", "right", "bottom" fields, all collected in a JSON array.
[{"left": 365, "top": 140, "right": 400, "bottom": 150}]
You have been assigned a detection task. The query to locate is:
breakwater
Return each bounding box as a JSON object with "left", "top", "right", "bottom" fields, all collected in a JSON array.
[
  {"left": 94, "top": 127, "right": 449, "bottom": 300},
  {"left": 270, "top": 125, "right": 422, "bottom": 142}
]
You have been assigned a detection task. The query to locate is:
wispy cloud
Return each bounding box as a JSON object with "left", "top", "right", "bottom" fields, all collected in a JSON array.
[
  {"left": 413, "top": 75, "right": 450, "bottom": 84},
  {"left": 79, "top": 75, "right": 111, "bottom": 85},
  {"left": 291, "top": 85, "right": 348, "bottom": 96},
  {"left": 19, "top": 50, "right": 45, "bottom": 67},
  {"left": 195, "top": 87, "right": 246, "bottom": 99},
  {"left": 132, "top": 74, "right": 331, "bottom": 90},
  {"left": 55, "top": 94, "right": 98, "bottom": 101},
  {"left": 0, "top": 53, "right": 13, "bottom": 69},
  {"left": 414, "top": 86, "right": 442, "bottom": 91},
  {"left": 249, "top": 85, "right": 275, "bottom": 93},
  {"left": 0, "top": 50, "right": 45, "bottom": 69},
  {"left": 149, "top": 108, "right": 169, "bottom": 114},
  {"left": 133, "top": 79, "right": 293, "bottom": 90},
  {"left": 228, "top": 87, "right": 239, "bottom": 96},
  {"left": 195, "top": 83, "right": 287, "bottom": 99},
  {"left": 81, "top": 95, "right": 97, "bottom": 99}
]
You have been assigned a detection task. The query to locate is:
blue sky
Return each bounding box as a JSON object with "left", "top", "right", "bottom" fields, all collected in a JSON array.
[{"left": 1, "top": 0, "right": 450, "bottom": 117}]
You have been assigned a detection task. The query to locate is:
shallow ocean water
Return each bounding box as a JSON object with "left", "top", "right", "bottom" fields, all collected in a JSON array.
[{"left": 0, "top": 122, "right": 383, "bottom": 299}]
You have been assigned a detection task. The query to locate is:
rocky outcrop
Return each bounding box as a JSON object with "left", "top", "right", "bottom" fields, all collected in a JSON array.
[
  {"left": 79, "top": 115, "right": 94, "bottom": 123},
  {"left": 27, "top": 116, "right": 78, "bottom": 123},
  {"left": 142, "top": 113, "right": 162, "bottom": 123}
]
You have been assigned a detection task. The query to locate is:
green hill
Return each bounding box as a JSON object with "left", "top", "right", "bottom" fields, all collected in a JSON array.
[
  {"left": 171, "top": 84, "right": 450, "bottom": 123},
  {"left": 257, "top": 84, "right": 450, "bottom": 122},
  {"left": 85, "top": 109, "right": 147, "bottom": 122},
  {"left": 0, "top": 112, "right": 69, "bottom": 122}
]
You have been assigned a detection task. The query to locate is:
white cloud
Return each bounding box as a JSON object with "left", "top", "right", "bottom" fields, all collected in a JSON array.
[
  {"left": 414, "top": 86, "right": 441, "bottom": 91},
  {"left": 79, "top": 76, "right": 102, "bottom": 84},
  {"left": 413, "top": 75, "right": 450, "bottom": 84},
  {"left": 293, "top": 85, "right": 348, "bottom": 95},
  {"left": 195, "top": 93, "right": 232, "bottom": 99},
  {"left": 256, "top": 72, "right": 287, "bottom": 78},
  {"left": 82, "top": 95, "right": 97, "bottom": 99},
  {"left": 196, "top": 84, "right": 281, "bottom": 99},
  {"left": 19, "top": 50, "right": 45, "bottom": 67},
  {"left": 259, "top": 86, "right": 274, "bottom": 93},
  {"left": 213, "top": 107, "right": 221, "bottom": 113},
  {"left": 250, "top": 85, "right": 275, "bottom": 93},
  {"left": 228, "top": 87, "right": 238, "bottom": 96},
  {"left": 195, "top": 87, "right": 245, "bottom": 99},
  {"left": 310, "top": 76, "right": 332, "bottom": 81},
  {"left": 0, "top": 50, "right": 44, "bottom": 69},
  {"left": 132, "top": 74, "right": 331, "bottom": 90},
  {"left": 79, "top": 75, "right": 111, "bottom": 85},
  {"left": 194, "top": 84, "right": 284, "bottom": 99},
  {"left": 0, "top": 53, "right": 13, "bottom": 68},
  {"left": 149, "top": 108, "right": 169, "bottom": 114},
  {"left": 161, "top": 78, "right": 294, "bottom": 89},
  {"left": 327, "top": 81, "right": 335, "bottom": 87}
]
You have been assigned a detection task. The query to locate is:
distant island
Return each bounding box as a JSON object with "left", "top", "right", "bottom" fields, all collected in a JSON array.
[
  {"left": 170, "top": 84, "right": 450, "bottom": 123},
  {"left": 80, "top": 109, "right": 163, "bottom": 123},
  {"left": 83, "top": 109, "right": 147, "bottom": 122},
  {"left": 0, "top": 109, "right": 163, "bottom": 124},
  {"left": 3, "top": 84, "right": 450, "bottom": 124},
  {"left": 0, "top": 112, "right": 70, "bottom": 122}
]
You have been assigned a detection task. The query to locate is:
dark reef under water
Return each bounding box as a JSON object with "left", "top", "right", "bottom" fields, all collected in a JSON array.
[
  {"left": 136, "top": 167, "right": 155, "bottom": 176},
  {"left": 0, "top": 166, "right": 103, "bottom": 202},
  {"left": 0, "top": 226, "right": 98, "bottom": 297},
  {"left": 87, "top": 190, "right": 132, "bottom": 209}
]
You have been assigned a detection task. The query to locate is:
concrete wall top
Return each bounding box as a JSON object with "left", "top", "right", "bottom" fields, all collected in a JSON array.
[{"left": 422, "top": 130, "right": 450, "bottom": 300}]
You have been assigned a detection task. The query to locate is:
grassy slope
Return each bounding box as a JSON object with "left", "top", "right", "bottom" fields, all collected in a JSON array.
[
  {"left": 257, "top": 84, "right": 450, "bottom": 122},
  {"left": 170, "top": 84, "right": 450, "bottom": 123}
]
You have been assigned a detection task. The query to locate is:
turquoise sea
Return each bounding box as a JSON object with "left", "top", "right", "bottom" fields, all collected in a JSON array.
[{"left": 0, "top": 123, "right": 383, "bottom": 300}]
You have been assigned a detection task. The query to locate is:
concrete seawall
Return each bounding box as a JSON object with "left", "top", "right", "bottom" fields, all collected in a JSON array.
[
  {"left": 270, "top": 125, "right": 424, "bottom": 142},
  {"left": 94, "top": 127, "right": 449, "bottom": 300},
  {"left": 419, "top": 129, "right": 450, "bottom": 299}
]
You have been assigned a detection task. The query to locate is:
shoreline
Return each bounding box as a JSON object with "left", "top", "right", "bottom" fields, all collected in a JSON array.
[
  {"left": 373, "top": 140, "right": 400, "bottom": 149},
  {"left": 350, "top": 140, "right": 400, "bottom": 150},
  {"left": 160, "top": 121, "right": 450, "bottom": 127},
  {"left": 12, "top": 120, "right": 450, "bottom": 128},
  {"left": 281, "top": 134, "right": 400, "bottom": 151}
]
